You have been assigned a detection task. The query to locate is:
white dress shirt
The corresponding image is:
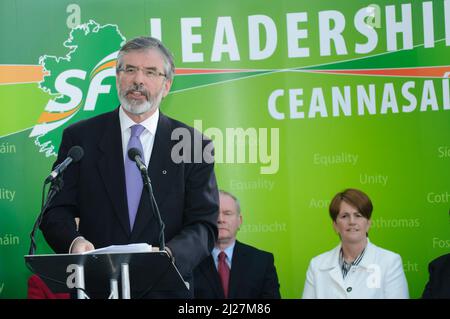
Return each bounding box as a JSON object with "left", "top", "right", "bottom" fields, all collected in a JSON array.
[
  {"left": 119, "top": 106, "right": 159, "bottom": 166},
  {"left": 212, "top": 242, "right": 236, "bottom": 269}
]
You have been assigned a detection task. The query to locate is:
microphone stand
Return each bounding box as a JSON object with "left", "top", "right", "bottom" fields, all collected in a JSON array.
[
  {"left": 28, "top": 175, "right": 64, "bottom": 255},
  {"left": 137, "top": 167, "right": 166, "bottom": 253},
  {"left": 132, "top": 162, "right": 173, "bottom": 299}
]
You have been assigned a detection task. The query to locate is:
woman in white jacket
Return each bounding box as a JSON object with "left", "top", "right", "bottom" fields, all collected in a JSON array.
[{"left": 302, "top": 188, "right": 409, "bottom": 299}]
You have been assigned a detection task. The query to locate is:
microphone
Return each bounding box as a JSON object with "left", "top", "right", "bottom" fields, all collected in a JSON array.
[
  {"left": 29, "top": 145, "right": 84, "bottom": 255},
  {"left": 45, "top": 146, "right": 84, "bottom": 184},
  {"left": 128, "top": 148, "right": 146, "bottom": 173},
  {"left": 127, "top": 147, "right": 166, "bottom": 252}
]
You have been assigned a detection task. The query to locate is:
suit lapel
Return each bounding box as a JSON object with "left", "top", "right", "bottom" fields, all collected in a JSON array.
[
  {"left": 147, "top": 113, "right": 176, "bottom": 206},
  {"left": 200, "top": 257, "right": 224, "bottom": 298},
  {"left": 228, "top": 241, "right": 245, "bottom": 298},
  {"left": 129, "top": 188, "right": 152, "bottom": 242},
  {"left": 324, "top": 245, "right": 346, "bottom": 291},
  {"left": 97, "top": 108, "right": 131, "bottom": 237},
  {"left": 329, "top": 266, "right": 345, "bottom": 291}
]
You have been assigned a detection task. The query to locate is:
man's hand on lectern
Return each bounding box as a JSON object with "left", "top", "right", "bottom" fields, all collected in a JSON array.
[{"left": 70, "top": 237, "right": 95, "bottom": 253}]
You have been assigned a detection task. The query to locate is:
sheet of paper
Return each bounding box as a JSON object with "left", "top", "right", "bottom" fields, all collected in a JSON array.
[{"left": 82, "top": 243, "right": 152, "bottom": 255}]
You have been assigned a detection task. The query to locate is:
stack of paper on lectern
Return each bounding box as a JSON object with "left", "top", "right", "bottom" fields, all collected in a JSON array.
[{"left": 82, "top": 243, "right": 153, "bottom": 255}]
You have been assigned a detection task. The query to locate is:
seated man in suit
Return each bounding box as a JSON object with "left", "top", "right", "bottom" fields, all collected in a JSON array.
[
  {"left": 194, "top": 190, "right": 281, "bottom": 299},
  {"left": 422, "top": 252, "right": 450, "bottom": 298}
]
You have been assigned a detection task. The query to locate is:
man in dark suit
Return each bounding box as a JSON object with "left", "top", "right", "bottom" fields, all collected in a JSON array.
[
  {"left": 40, "top": 36, "right": 219, "bottom": 298},
  {"left": 422, "top": 253, "right": 450, "bottom": 299},
  {"left": 193, "top": 190, "right": 281, "bottom": 299}
]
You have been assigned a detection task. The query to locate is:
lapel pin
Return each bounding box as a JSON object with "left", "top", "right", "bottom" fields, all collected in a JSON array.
[{"left": 162, "top": 170, "right": 167, "bottom": 175}]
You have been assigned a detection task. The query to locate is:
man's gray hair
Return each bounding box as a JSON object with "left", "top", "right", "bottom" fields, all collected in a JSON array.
[
  {"left": 116, "top": 36, "right": 175, "bottom": 81},
  {"left": 219, "top": 190, "right": 241, "bottom": 215}
]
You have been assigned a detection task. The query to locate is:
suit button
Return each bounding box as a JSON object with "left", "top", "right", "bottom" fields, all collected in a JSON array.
[{"left": 347, "top": 287, "right": 352, "bottom": 292}]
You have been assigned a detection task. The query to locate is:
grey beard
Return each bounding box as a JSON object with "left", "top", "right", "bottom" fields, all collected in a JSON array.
[
  {"left": 119, "top": 96, "right": 154, "bottom": 115},
  {"left": 118, "top": 87, "right": 165, "bottom": 116}
]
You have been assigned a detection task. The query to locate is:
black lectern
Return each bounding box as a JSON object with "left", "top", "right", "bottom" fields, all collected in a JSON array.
[{"left": 25, "top": 250, "right": 188, "bottom": 299}]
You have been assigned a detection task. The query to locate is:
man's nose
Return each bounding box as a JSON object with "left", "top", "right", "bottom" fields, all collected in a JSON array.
[{"left": 132, "top": 68, "right": 145, "bottom": 84}]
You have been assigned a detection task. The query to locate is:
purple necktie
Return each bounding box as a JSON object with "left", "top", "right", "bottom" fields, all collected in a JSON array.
[{"left": 125, "top": 124, "right": 145, "bottom": 230}]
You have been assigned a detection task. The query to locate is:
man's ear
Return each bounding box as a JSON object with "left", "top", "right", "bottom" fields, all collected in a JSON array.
[
  {"left": 237, "top": 214, "right": 243, "bottom": 231},
  {"left": 162, "top": 79, "right": 173, "bottom": 98}
]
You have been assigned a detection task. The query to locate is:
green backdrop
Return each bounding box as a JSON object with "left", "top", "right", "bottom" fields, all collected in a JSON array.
[{"left": 1, "top": 0, "right": 449, "bottom": 298}]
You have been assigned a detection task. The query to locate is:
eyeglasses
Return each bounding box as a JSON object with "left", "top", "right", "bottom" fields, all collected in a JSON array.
[{"left": 119, "top": 66, "right": 166, "bottom": 80}]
